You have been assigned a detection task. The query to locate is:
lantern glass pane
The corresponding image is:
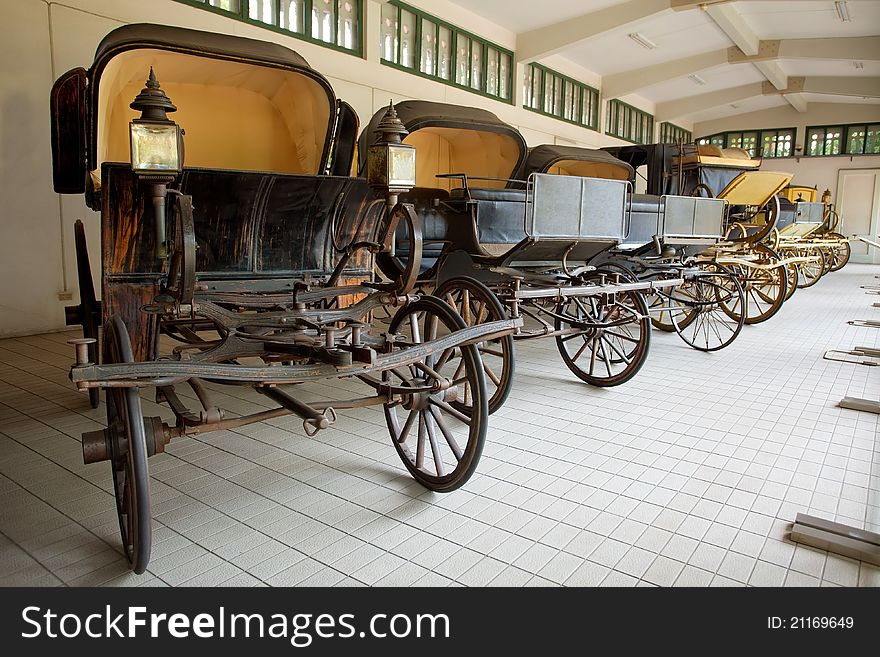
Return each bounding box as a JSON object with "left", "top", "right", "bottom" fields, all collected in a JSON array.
[
  {"left": 388, "top": 145, "right": 416, "bottom": 187},
  {"left": 130, "top": 122, "right": 180, "bottom": 172}
]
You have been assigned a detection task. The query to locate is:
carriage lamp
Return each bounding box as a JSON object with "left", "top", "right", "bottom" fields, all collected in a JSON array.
[
  {"left": 367, "top": 103, "right": 416, "bottom": 194},
  {"left": 367, "top": 103, "right": 416, "bottom": 259},
  {"left": 129, "top": 67, "right": 184, "bottom": 259}
]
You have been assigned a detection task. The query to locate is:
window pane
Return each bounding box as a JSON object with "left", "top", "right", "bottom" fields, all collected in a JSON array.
[
  {"left": 280, "top": 0, "right": 304, "bottom": 32},
  {"left": 486, "top": 48, "right": 499, "bottom": 97},
  {"left": 825, "top": 127, "right": 842, "bottom": 155},
  {"left": 380, "top": 3, "right": 398, "bottom": 62},
  {"left": 312, "top": 0, "right": 336, "bottom": 43},
  {"left": 563, "top": 81, "right": 575, "bottom": 121},
  {"left": 249, "top": 0, "right": 276, "bottom": 24},
  {"left": 209, "top": 0, "right": 240, "bottom": 12},
  {"left": 543, "top": 72, "right": 554, "bottom": 114},
  {"left": 456, "top": 34, "right": 470, "bottom": 85},
  {"left": 420, "top": 19, "right": 437, "bottom": 75},
  {"left": 399, "top": 9, "right": 416, "bottom": 68},
  {"left": 470, "top": 42, "right": 482, "bottom": 90},
  {"left": 846, "top": 125, "right": 866, "bottom": 154},
  {"left": 808, "top": 129, "right": 823, "bottom": 156},
  {"left": 437, "top": 26, "right": 452, "bottom": 80},
  {"left": 499, "top": 53, "right": 510, "bottom": 100},
  {"left": 867, "top": 124, "right": 880, "bottom": 154},
  {"left": 337, "top": 0, "right": 357, "bottom": 50},
  {"left": 553, "top": 77, "right": 563, "bottom": 116}
]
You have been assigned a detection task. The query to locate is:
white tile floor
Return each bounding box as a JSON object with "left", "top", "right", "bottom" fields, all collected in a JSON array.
[{"left": 0, "top": 264, "right": 877, "bottom": 587}]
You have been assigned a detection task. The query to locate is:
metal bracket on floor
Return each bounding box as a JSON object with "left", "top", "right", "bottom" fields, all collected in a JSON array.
[
  {"left": 847, "top": 319, "right": 880, "bottom": 328},
  {"left": 823, "top": 346, "right": 880, "bottom": 366},
  {"left": 839, "top": 396, "right": 880, "bottom": 415},
  {"left": 790, "top": 513, "right": 880, "bottom": 566}
]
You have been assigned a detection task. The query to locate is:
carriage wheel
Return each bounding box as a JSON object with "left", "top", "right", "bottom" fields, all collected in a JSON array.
[
  {"left": 104, "top": 315, "right": 151, "bottom": 573},
  {"left": 723, "top": 244, "right": 787, "bottom": 325},
  {"left": 827, "top": 234, "right": 851, "bottom": 272},
  {"left": 648, "top": 280, "right": 699, "bottom": 333},
  {"left": 554, "top": 283, "right": 651, "bottom": 387},
  {"left": 72, "top": 220, "right": 101, "bottom": 409},
  {"left": 796, "top": 247, "right": 825, "bottom": 289},
  {"left": 384, "top": 296, "right": 487, "bottom": 492},
  {"left": 784, "top": 260, "right": 798, "bottom": 301},
  {"left": 673, "top": 263, "right": 744, "bottom": 352},
  {"left": 434, "top": 277, "right": 514, "bottom": 415}
]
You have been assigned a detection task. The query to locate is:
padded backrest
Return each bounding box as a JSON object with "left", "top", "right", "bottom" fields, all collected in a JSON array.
[
  {"left": 546, "top": 159, "right": 631, "bottom": 181},
  {"left": 96, "top": 49, "right": 331, "bottom": 175},
  {"left": 404, "top": 127, "right": 521, "bottom": 191}
]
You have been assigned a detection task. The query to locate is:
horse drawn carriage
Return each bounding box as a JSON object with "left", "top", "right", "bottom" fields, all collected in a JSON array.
[
  {"left": 358, "top": 101, "right": 691, "bottom": 405},
  {"left": 52, "top": 25, "right": 520, "bottom": 573},
  {"left": 606, "top": 141, "right": 797, "bottom": 327}
]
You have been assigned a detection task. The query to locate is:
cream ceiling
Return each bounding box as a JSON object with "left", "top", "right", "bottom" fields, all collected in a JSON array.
[{"left": 448, "top": 0, "right": 880, "bottom": 124}]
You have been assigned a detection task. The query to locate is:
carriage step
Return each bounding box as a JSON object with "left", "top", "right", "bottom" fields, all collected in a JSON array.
[{"left": 847, "top": 319, "right": 880, "bottom": 328}]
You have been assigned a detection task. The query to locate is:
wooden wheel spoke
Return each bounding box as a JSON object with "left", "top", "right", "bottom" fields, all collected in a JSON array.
[
  {"left": 430, "top": 397, "right": 471, "bottom": 425},
  {"left": 416, "top": 413, "right": 427, "bottom": 470},
  {"left": 397, "top": 407, "right": 419, "bottom": 445},
  {"left": 425, "top": 414, "right": 445, "bottom": 477},
  {"left": 429, "top": 405, "right": 463, "bottom": 462},
  {"left": 601, "top": 335, "right": 631, "bottom": 364},
  {"left": 482, "top": 361, "right": 502, "bottom": 386}
]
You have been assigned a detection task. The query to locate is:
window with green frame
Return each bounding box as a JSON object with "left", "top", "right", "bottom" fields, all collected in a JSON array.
[
  {"left": 659, "top": 122, "right": 692, "bottom": 144},
  {"left": 806, "top": 123, "right": 880, "bottom": 156},
  {"left": 605, "top": 99, "right": 654, "bottom": 145},
  {"left": 697, "top": 127, "right": 796, "bottom": 158},
  {"left": 522, "top": 64, "right": 599, "bottom": 130},
  {"left": 177, "top": 0, "right": 362, "bottom": 54},
  {"left": 379, "top": 1, "right": 513, "bottom": 103}
]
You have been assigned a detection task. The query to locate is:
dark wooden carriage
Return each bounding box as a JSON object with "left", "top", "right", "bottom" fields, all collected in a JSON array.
[{"left": 51, "top": 25, "right": 519, "bottom": 573}]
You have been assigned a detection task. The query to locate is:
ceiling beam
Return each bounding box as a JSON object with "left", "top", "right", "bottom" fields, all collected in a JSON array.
[
  {"left": 702, "top": 2, "right": 808, "bottom": 112},
  {"left": 655, "top": 82, "right": 765, "bottom": 122},
  {"left": 602, "top": 49, "right": 729, "bottom": 98},
  {"left": 515, "top": 0, "right": 670, "bottom": 63},
  {"left": 762, "top": 76, "right": 880, "bottom": 98},
  {"left": 725, "top": 36, "right": 880, "bottom": 63},
  {"left": 604, "top": 34, "right": 880, "bottom": 100},
  {"left": 704, "top": 3, "right": 758, "bottom": 55}
]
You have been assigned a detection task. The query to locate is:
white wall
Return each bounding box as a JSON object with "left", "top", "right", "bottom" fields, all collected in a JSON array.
[
  {"left": 692, "top": 103, "right": 880, "bottom": 203},
  {"left": 0, "top": 0, "right": 655, "bottom": 336}
]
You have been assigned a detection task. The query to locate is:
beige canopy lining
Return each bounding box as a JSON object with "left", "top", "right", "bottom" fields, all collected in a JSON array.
[
  {"left": 546, "top": 160, "right": 631, "bottom": 180},
  {"left": 404, "top": 127, "right": 522, "bottom": 191},
  {"left": 96, "top": 49, "right": 331, "bottom": 174}
]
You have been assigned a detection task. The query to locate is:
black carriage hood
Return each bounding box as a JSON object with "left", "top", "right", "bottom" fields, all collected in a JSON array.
[
  {"left": 520, "top": 144, "right": 634, "bottom": 179},
  {"left": 602, "top": 144, "right": 677, "bottom": 196},
  {"left": 357, "top": 100, "right": 528, "bottom": 178},
  {"left": 92, "top": 22, "right": 315, "bottom": 72}
]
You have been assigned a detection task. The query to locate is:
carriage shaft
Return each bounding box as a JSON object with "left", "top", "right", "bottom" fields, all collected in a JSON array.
[
  {"left": 70, "top": 317, "right": 522, "bottom": 388},
  {"left": 512, "top": 278, "right": 683, "bottom": 301}
]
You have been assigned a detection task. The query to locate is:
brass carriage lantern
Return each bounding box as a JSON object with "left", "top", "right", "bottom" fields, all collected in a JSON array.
[
  {"left": 367, "top": 102, "right": 416, "bottom": 198},
  {"left": 129, "top": 68, "right": 184, "bottom": 259}
]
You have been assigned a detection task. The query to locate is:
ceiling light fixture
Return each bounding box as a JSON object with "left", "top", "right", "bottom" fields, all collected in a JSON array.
[
  {"left": 628, "top": 32, "right": 657, "bottom": 50},
  {"left": 834, "top": 1, "right": 851, "bottom": 22},
  {"left": 854, "top": 61, "right": 864, "bottom": 69},
  {"left": 688, "top": 73, "right": 707, "bottom": 85}
]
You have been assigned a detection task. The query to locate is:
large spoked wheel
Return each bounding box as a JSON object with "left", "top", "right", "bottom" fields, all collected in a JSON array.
[
  {"left": 673, "top": 263, "right": 745, "bottom": 352},
  {"left": 827, "top": 233, "right": 851, "bottom": 272},
  {"left": 554, "top": 281, "right": 651, "bottom": 387},
  {"left": 384, "top": 296, "right": 487, "bottom": 492},
  {"left": 725, "top": 244, "right": 787, "bottom": 325},
  {"left": 796, "top": 246, "right": 825, "bottom": 289},
  {"left": 104, "top": 315, "right": 151, "bottom": 574},
  {"left": 434, "top": 277, "right": 514, "bottom": 415}
]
